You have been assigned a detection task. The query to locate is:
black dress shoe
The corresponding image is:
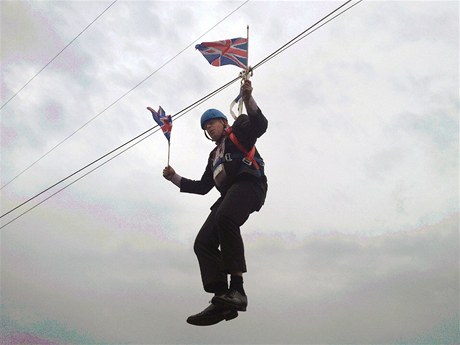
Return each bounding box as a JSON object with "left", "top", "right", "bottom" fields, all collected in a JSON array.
[
  {"left": 186, "top": 303, "right": 238, "bottom": 326},
  {"left": 211, "top": 289, "right": 248, "bottom": 311}
]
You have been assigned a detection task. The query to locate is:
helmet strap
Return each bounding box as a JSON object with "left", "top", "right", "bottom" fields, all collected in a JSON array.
[{"left": 204, "top": 130, "right": 213, "bottom": 141}]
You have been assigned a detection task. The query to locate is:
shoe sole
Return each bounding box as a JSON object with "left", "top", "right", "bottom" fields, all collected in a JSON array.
[{"left": 186, "top": 309, "right": 238, "bottom": 326}]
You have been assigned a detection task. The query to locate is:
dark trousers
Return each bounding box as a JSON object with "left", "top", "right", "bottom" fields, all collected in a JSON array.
[{"left": 193, "top": 179, "right": 266, "bottom": 293}]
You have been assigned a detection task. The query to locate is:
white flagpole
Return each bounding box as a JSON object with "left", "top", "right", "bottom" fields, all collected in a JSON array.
[
  {"left": 167, "top": 140, "right": 170, "bottom": 166},
  {"left": 246, "top": 24, "right": 249, "bottom": 73},
  {"left": 238, "top": 25, "right": 249, "bottom": 116}
]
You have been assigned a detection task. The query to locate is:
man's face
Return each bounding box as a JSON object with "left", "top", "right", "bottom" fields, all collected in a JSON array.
[{"left": 204, "top": 119, "right": 225, "bottom": 141}]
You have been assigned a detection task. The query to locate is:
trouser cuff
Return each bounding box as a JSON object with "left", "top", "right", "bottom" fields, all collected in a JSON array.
[{"left": 204, "top": 281, "right": 228, "bottom": 294}]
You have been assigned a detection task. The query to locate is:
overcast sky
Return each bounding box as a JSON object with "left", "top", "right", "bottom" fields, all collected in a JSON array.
[{"left": 1, "top": 1, "right": 458, "bottom": 344}]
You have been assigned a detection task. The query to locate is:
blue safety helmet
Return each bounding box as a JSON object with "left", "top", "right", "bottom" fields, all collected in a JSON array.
[{"left": 200, "top": 109, "right": 227, "bottom": 129}]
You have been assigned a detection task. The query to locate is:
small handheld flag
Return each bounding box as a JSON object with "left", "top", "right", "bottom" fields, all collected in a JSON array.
[
  {"left": 147, "top": 106, "right": 172, "bottom": 141},
  {"left": 195, "top": 37, "right": 248, "bottom": 69},
  {"left": 147, "top": 106, "right": 173, "bottom": 165}
]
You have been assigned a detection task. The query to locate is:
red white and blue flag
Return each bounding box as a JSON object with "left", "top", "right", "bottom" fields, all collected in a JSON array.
[
  {"left": 195, "top": 37, "right": 248, "bottom": 69},
  {"left": 147, "top": 106, "right": 172, "bottom": 141}
]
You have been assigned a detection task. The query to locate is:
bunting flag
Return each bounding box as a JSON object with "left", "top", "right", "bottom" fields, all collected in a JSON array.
[
  {"left": 195, "top": 37, "right": 248, "bottom": 69},
  {"left": 147, "top": 106, "right": 172, "bottom": 141}
]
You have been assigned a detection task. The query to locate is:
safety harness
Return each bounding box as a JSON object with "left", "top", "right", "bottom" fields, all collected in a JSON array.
[{"left": 212, "top": 127, "right": 264, "bottom": 177}]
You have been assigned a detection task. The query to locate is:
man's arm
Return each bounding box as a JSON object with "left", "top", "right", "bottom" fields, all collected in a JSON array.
[
  {"left": 242, "top": 80, "right": 268, "bottom": 137},
  {"left": 163, "top": 163, "right": 214, "bottom": 195},
  {"left": 230, "top": 80, "right": 268, "bottom": 150},
  {"left": 242, "top": 80, "right": 258, "bottom": 114}
]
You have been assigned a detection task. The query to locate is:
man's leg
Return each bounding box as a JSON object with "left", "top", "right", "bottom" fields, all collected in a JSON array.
[
  {"left": 188, "top": 203, "right": 238, "bottom": 326},
  {"left": 212, "top": 180, "right": 263, "bottom": 311},
  {"left": 215, "top": 180, "right": 261, "bottom": 275},
  {"left": 193, "top": 205, "right": 227, "bottom": 294}
]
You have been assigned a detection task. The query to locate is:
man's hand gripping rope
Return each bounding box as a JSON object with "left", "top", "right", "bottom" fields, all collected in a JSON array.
[{"left": 230, "top": 67, "right": 253, "bottom": 120}]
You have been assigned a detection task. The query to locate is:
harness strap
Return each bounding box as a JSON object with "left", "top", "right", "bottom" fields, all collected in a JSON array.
[
  {"left": 213, "top": 153, "right": 264, "bottom": 171},
  {"left": 225, "top": 127, "right": 260, "bottom": 170}
]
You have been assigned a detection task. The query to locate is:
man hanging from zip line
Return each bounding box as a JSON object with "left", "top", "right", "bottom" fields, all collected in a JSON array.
[{"left": 162, "top": 79, "right": 268, "bottom": 326}]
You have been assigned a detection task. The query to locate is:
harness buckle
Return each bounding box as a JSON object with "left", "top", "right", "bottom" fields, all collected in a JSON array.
[
  {"left": 242, "top": 157, "right": 253, "bottom": 166},
  {"left": 224, "top": 153, "right": 233, "bottom": 162}
]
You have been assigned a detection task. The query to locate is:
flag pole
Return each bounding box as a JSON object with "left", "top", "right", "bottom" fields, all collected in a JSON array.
[
  {"left": 238, "top": 25, "right": 249, "bottom": 116},
  {"left": 246, "top": 24, "right": 249, "bottom": 74},
  {"left": 167, "top": 140, "right": 170, "bottom": 166}
]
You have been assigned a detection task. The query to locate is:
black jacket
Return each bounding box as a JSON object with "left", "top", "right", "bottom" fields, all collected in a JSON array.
[{"left": 180, "top": 106, "right": 268, "bottom": 199}]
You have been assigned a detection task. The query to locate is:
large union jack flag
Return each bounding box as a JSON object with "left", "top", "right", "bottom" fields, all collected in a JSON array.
[
  {"left": 147, "top": 106, "right": 172, "bottom": 141},
  {"left": 195, "top": 37, "right": 248, "bottom": 69}
]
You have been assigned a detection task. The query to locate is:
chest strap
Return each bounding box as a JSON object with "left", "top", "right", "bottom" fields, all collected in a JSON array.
[
  {"left": 225, "top": 127, "right": 260, "bottom": 170},
  {"left": 213, "top": 153, "right": 264, "bottom": 171}
]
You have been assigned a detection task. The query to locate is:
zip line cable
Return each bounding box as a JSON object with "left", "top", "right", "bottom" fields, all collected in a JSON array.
[
  {"left": 252, "top": 0, "right": 360, "bottom": 70},
  {"left": 0, "top": 127, "right": 160, "bottom": 231},
  {"left": 0, "top": 0, "right": 118, "bottom": 111},
  {"left": 0, "top": 0, "right": 362, "bottom": 229},
  {"left": 0, "top": 0, "right": 250, "bottom": 191}
]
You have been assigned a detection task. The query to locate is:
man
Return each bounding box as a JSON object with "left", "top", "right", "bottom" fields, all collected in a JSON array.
[{"left": 163, "top": 80, "right": 268, "bottom": 326}]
